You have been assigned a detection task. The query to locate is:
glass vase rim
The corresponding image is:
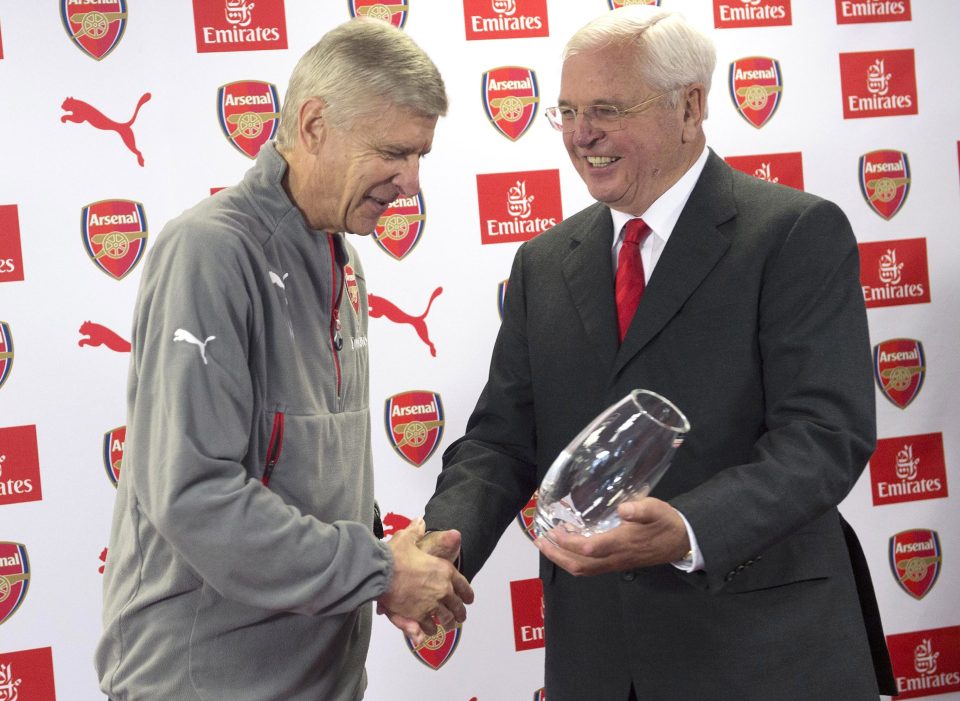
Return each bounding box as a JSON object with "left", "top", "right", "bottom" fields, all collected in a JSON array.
[{"left": 626, "top": 389, "right": 691, "bottom": 433}]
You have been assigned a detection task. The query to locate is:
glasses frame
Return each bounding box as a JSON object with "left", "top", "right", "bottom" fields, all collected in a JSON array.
[{"left": 545, "top": 91, "right": 672, "bottom": 133}]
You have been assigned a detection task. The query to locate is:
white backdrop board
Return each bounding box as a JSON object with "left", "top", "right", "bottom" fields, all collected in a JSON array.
[{"left": 0, "top": 1, "right": 957, "bottom": 699}]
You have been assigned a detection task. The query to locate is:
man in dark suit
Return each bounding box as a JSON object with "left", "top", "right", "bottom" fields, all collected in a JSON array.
[{"left": 418, "top": 6, "right": 896, "bottom": 700}]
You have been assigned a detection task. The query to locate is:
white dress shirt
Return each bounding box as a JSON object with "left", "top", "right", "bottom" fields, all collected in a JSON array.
[{"left": 608, "top": 145, "right": 709, "bottom": 573}]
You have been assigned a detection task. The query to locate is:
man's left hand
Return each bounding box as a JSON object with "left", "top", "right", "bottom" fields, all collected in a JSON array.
[{"left": 536, "top": 497, "right": 689, "bottom": 576}]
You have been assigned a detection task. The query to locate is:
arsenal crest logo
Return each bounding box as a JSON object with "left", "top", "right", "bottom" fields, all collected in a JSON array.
[
  {"left": 374, "top": 192, "right": 425, "bottom": 260},
  {"left": 0, "top": 322, "right": 13, "bottom": 391},
  {"left": 103, "top": 426, "right": 125, "bottom": 487},
  {"left": 0, "top": 542, "right": 30, "bottom": 626},
  {"left": 348, "top": 0, "right": 408, "bottom": 29},
  {"left": 482, "top": 66, "right": 539, "bottom": 141},
  {"left": 405, "top": 622, "right": 461, "bottom": 670},
  {"left": 515, "top": 491, "right": 538, "bottom": 543},
  {"left": 384, "top": 390, "right": 444, "bottom": 467},
  {"left": 890, "top": 529, "right": 941, "bottom": 600},
  {"left": 217, "top": 81, "right": 280, "bottom": 159},
  {"left": 60, "top": 0, "right": 128, "bottom": 61},
  {"left": 729, "top": 57, "right": 783, "bottom": 128},
  {"left": 874, "top": 338, "right": 925, "bottom": 409},
  {"left": 343, "top": 265, "right": 361, "bottom": 316},
  {"left": 859, "top": 149, "right": 911, "bottom": 220},
  {"left": 81, "top": 199, "right": 148, "bottom": 280},
  {"left": 498, "top": 279, "right": 508, "bottom": 321}
]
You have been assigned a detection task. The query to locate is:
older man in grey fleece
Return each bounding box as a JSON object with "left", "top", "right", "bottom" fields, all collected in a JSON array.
[{"left": 95, "top": 18, "right": 471, "bottom": 701}]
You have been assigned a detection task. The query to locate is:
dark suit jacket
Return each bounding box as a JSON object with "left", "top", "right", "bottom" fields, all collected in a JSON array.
[{"left": 425, "top": 152, "right": 895, "bottom": 700}]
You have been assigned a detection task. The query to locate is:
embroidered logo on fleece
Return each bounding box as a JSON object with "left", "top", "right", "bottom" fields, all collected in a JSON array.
[{"left": 173, "top": 329, "right": 216, "bottom": 365}]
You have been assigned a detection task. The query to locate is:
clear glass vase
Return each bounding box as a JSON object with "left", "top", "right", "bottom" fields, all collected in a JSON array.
[{"left": 534, "top": 389, "right": 690, "bottom": 541}]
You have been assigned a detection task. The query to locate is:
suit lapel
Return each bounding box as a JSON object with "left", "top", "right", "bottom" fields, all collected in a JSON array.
[
  {"left": 613, "top": 152, "right": 738, "bottom": 377},
  {"left": 561, "top": 204, "right": 620, "bottom": 371}
]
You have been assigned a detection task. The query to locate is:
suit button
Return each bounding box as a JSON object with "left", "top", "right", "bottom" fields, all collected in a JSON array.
[{"left": 622, "top": 571, "right": 636, "bottom": 582}]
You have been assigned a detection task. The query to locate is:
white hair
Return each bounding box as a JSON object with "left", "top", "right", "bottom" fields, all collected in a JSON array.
[
  {"left": 276, "top": 18, "right": 447, "bottom": 151},
  {"left": 563, "top": 6, "right": 716, "bottom": 113}
]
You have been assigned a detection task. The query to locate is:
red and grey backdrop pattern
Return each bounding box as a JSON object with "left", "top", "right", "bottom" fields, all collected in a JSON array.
[{"left": 0, "top": 1, "right": 958, "bottom": 699}]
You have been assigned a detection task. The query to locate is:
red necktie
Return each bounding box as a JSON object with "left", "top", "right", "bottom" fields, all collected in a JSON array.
[{"left": 615, "top": 218, "right": 650, "bottom": 342}]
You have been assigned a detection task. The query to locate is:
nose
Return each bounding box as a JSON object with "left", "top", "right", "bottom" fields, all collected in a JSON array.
[
  {"left": 394, "top": 156, "right": 421, "bottom": 197},
  {"left": 571, "top": 112, "right": 603, "bottom": 148}
]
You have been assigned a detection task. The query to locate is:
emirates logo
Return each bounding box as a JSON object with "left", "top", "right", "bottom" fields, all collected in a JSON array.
[
  {"left": 869, "top": 432, "right": 947, "bottom": 507},
  {"left": 858, "top": 238, "right": 929, "bottom": 309},
  {"left": 477, "top": 169, "right": 561, "bottom": 245},
  {"left": 913, "top": 638, "right": 940, "bottom": 675},
  {"left": 0, "top": 662, "right": 22, "bottom": 700},
  {"left": 878, "top": 249, "right": 903, "bottom": 286},
  {"left": 506, "top": 181, "right": 534, "bottom": 219},
  {"left": 224, "top": 0, "right": 255, "bottom": 26},
  {"left": 840, "top": 49, "right": 917, "bottom": 118},
  {"left": 0, "top": 647, "right": 55, "bottom": 701},
  {"left": 725, "top": 152, "right": 805, "bottom": 191},
  {"left": 866, "top": 58, "right": 891, "bottom": 95},
  {"left": 895, "top": 444, "right": 919, "bottom": 480}
]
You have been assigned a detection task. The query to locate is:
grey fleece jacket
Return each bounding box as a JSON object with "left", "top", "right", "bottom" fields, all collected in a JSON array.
[{"left": 95, "top": 143, "right": 393, "bottom": 701}]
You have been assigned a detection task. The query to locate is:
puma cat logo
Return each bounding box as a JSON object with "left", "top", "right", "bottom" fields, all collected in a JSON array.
[
  {"left": 173, "top": 328, "right": 216, "bottom": 365},
  {"left": 78, "top": 321, "right": 131, "bottom": 352},
  {"left": 381, "top": 512, "right": 413, "bottom": 538},
  {"left": 368, "top": 287, "right": 442, "bottom": 357},
  {"left": 60, "top": 93, "right": 151, "bottom": 166}
]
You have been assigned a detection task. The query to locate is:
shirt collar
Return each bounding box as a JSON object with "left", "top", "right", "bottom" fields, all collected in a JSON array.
[{"left": 610, "top": 146, "right": 709, "bottom": 246}]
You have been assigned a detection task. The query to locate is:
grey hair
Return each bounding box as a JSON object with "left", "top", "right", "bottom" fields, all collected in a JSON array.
[
  {"left": 563, "top": 6, "right": 716, "bottom": 114},
  {"left": 275, "top": 18, "right": 447, "bottom": 151}
]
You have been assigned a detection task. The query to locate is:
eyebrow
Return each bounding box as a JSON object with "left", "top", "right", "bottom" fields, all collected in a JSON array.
[
  {"left": 383, "top": 144, "right": 432, "bottom": 157},
  {"left": 556, "top": 97, "right": 623, "bottom": 107}
]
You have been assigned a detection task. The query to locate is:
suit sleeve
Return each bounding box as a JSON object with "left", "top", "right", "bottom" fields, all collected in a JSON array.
[
  {"left": 670, "top": 198, "right": 876, "bottom": 588},
  {"left": 424, "top": 245, "right": 539, "bottom": 580},
  {"left": 126, "top": 229, "right": 392, "bottom": 615}
]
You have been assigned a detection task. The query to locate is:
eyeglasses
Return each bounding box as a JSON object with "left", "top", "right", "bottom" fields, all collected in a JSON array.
[{"left": 544, "top": 92, "right": 670, "bottom": 133}]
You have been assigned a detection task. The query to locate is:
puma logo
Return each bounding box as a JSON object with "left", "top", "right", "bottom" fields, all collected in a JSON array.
[
  {"left": 173, "top": 328, "right": 216, "bottom": 365},
  {"left": 78, "top": 321, "right": 131, "bottom": 352},
  {"left": 268, "top": 270, "right": 288, "bottom": 289},
  {"left": 381, "top": 512, "right": 413, "bottom": 538},
  {"left": 61, "top": 93, "right": 151, "bottom": 166},
  {"left": 368, "top": 287, "right": 442, "bottom": 357}
]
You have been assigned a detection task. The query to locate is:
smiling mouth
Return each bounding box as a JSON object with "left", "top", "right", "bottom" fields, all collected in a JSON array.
[{"left": 585, "top": 156, "right": 620, "bottom": 168}]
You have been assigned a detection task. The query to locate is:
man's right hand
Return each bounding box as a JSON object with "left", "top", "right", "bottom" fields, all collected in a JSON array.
[
  {"left": 418, "top": 528, "right": 462, "bottom": 564},
  {"left": 376, "top": 518, "right": 474, "bottom": 645}
]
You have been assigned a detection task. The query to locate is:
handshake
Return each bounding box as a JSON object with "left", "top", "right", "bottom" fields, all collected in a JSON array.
[{"left": 375, "top": 517, "right": 474, "bottom": 646}]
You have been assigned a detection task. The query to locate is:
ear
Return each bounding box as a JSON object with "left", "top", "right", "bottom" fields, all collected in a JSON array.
[
  {"left": 680, "top": 83, "right": 706, "bottom": 143},
  {"left": 297, "top": 97, "right": 328, "bottom": 155}
]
